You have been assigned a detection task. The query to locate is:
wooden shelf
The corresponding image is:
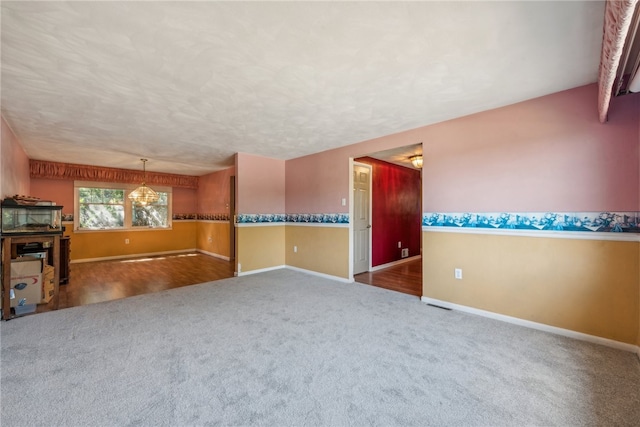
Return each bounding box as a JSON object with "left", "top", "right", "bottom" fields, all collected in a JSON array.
[{"left": 1, "top": 234, "right": 60, "bottom": 320}]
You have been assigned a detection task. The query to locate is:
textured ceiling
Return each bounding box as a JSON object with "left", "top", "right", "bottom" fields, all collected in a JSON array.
[{"left": 1, "top": 1, "right": 605, "bottom": 176}]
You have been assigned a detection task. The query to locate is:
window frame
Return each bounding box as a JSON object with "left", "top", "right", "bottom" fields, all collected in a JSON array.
[{"left": 74, "top": 181, "right": 172, "bottom": 232}]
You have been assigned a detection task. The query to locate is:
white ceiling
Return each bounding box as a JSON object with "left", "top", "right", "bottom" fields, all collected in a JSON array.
[{"left": 1, "top": 1, "right": 605, "bottom": 176}]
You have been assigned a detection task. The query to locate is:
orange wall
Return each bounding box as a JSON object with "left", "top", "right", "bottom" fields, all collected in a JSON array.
[
  {"left": 196, "top": 221, "right": 231, "bottom": 259},
  {"left": 66, "top": 221, "right": 196, "bottom": 261}
]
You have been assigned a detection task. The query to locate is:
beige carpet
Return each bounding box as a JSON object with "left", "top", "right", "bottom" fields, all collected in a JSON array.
[{"left": 2, "top": 269, "right": 639, "bottom": 426}]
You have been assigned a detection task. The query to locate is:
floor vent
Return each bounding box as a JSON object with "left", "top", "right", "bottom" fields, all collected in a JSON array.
[{"left": 427, "top": 303, "right": 452, "bottom": 311}]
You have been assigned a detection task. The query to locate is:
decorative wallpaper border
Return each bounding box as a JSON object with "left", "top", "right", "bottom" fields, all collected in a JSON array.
[
  {"left": 237, "top": 214, "right": 285, "bottom": 223},
  {"left": 422, "top": 212, "right": 640, "bottom": 233},
  {"left": 287, "top": 213, "right": 349, "bottom": 224},
  {"left": 236, "top": 213, "right": 350, "bottom": 224},
  {"left": 195, "top": 213, "right": 230, "bottom": 221},
  {"left": 174, "top": 213, "right": 229, "bottom": 220},
  {"left": 30, "top": 159, "right": 199, "bottom": 189}
]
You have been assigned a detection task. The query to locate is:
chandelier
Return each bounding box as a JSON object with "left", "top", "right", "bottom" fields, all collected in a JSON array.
[
  {"left": 409, "top": 154, "right": 423, "bottom": 169},
  {"left": 128, "top": 159, "right": 159, "bottom": 205}
]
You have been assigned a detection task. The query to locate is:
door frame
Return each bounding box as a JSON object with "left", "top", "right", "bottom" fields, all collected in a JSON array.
[{"left": 349, "top": 159, "right": 373, "bottom": 279}]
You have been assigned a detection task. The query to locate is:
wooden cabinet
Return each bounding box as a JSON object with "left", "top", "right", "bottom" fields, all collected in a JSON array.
[{"left": 60, "top": 237, "right": 70, "bottom": 285}]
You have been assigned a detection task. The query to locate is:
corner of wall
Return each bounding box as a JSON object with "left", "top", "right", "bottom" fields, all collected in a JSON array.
[{"left": 1, "top": 115, "right": 30, "bottom": 198}]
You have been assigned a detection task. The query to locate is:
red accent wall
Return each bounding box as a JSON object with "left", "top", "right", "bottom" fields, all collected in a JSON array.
[{"left": 356, "top": 157, "right": 421, "bottom": 267}]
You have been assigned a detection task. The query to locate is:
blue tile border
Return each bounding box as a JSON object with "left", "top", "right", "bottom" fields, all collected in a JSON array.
[
  {"left": 236, "top": 213, "right": 350, "bottom": 224},
  {"left": 422, "top": 212, "right": 640, "bottom": 233},
  {"left": 287, "top": 213, "right": 349, "bottom": 224},
  {"left": 237, "top": 214, "right": 286, "bottom": 223}
]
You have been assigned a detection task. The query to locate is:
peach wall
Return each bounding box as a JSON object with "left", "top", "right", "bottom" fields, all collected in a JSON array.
[
  {"left": 237, "top": 153, "right": 284, "bottom": 213},
  {"left": 421, "top": 84, "right": 639, "bottom": 212},
  {"left": 1, "top": 116, "right": 30, "bottom": 199},
  {"left": 285, "top": 84, "right": 639, "bottom": 213},
  {"left": 285, "top": 150, "right": 351, "bottom": 213},
  {"left": 30, "top": 178, "right": 74, "bottom": 214},
  {"left": 197, "top": 167, "right": 234, "bottom": 214},
  {"left": 30, "top": 177, "right": 197, "bottom": 214},
  {"left": 173, "top": 187, "right": 197, "bottom": 213}
]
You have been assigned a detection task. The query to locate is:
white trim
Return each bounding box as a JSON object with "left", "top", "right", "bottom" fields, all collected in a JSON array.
[
  {"left": 236, "top": 222, "right": 285, "bottom": 228},
  {"left": 421, "top": 296, "right": 639, "bottom": 354},
  {"left": 422, "top": 226, "right": 640, "bottom": 242},
  {"left": 370, "top": 255, "right": 421, "bottom": 272},
  {"left": 285, "top": 265, "right": 353, "bottom": 283},
  {"left": 285, "top": 222, "right": 349, "bottom": 228},
  {"left": 348, "top": 158, "right": 355, "bottom": 280},
  {"left": 70, "top": 249, "right": 196, "bottom": 264},
  {"left": 235, "top": 265, "right": 286, "bottom": 276},
  {"left": 74, "top": 181, "right": 173, "bottom": 231},
  {"left": 196, "top": 249, "right": 230, "bottom": 261},
  {"left": 72, "top": 226, "right": 173, "bottom": 234}
]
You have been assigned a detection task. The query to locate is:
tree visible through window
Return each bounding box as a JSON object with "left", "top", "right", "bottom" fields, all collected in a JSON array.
[
  {"left": 78, "top": 188, "right": 125, "bottom": 229},
  {"left": 76, "top": 183, "right": 171, "bottom": 230},
  {"left": 132, "top": 192, "right": 169, "bottom": 227}
]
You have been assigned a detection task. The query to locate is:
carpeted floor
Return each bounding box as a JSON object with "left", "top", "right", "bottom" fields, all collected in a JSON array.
[{"left": 1, "top": 269, "right": 639, "bottom": 426}]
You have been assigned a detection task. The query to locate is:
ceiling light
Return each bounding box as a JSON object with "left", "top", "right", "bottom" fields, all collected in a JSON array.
[
  {"left": 128, "top": 159, "right": 159, "bottom": 205},
  {"left": 409, "top": 155, "right": 423, "bottom": 169}
]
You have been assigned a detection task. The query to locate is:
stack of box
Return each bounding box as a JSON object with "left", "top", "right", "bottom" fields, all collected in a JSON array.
[
  {"left": 4, "top": 257, "right": 56, "bottom": 316},
  {"left": 8, "top": 257, "right": 42, "bottom": 315},
  {"left": 41, "top": 264, "right": 55, "bottom": 303}
]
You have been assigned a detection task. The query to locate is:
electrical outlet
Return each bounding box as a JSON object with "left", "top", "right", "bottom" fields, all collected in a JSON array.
[
  {"left": 398, "top": 241, "right": 401, "bottom": 248},
  {"left": 294, "top": 246, "right": 298, "bottom": 253},
  {"left": 341, "top": 198, "right": 346, "bottom": 206},
  {"left": 454, "top": 268, "right": 462, "bottom": 279},
  {"left": 125, "top": 239, "right": 130, "bottom": 244},
  {"left": 208, "top": 237, "right": 213, "bottom": 243}
]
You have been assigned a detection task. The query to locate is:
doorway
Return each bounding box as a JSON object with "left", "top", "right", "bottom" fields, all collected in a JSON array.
[
  {"left": 353, "top": 162, "right": 372, "bottom": 275},
  {"left": 352, "top": 143, "right": 423, "bottom": 296}
]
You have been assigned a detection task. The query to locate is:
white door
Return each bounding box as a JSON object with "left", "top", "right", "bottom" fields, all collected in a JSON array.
[{"left": 353, "top": 163, "right": 371, "bottom": 274}]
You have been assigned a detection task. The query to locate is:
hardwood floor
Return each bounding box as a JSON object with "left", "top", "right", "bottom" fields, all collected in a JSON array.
[
  {"left": 354, "top": 257, "right": 422, "bottom": 297},
  {"left": 34, "top": 253, "right": 420, "bottom": 314},
  {"left": 37, "top": 252, "right": 234, "bottom": 312}
]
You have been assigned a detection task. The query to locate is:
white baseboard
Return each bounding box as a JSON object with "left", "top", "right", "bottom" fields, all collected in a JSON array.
[
  {"left": 285, "top": 266, "right": 353, "bottom": 283},
  {"left": 70, "top": 249, "right": 197, "bottom": 264},
  {"left": 421, "top": 296, "right": 639, "bottom": 354},
  {"left": 370, "top": 255, "right": 421, "bottom": 272},
  {"left": 196, "top": 249, "right": 231, "bottom": 261},
  {"left": 235, "top": 265, "right": 286, "bottom": 277}
]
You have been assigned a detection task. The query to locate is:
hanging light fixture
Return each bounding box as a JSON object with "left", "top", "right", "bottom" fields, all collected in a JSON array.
[
  {"left": 409, "top": 154, "right": 423, "bottom": 169},
  {"left": 128, "top": 159, "right": 159, "bottom": 205}
]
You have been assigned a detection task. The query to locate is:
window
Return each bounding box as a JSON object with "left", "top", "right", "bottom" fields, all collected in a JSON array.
[
  {"left": 78, "top": 187, "right": 125, "bottom": 229},
  {"left": 132, "top": 192, "right": 169, "bottom": 228},
  {"left": 75, "top": 182, "right": 171, "bottom": 231}
]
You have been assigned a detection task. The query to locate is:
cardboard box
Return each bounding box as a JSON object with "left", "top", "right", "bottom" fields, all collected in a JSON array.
[
  {"left": 9, "top": 257, "right": 43, "bottom": 308},
  {"left": 41, "top": 264, "right": 55, "bottom": 303},
  {"left": 14, "top": 304, "right": 37, "bottom": 316}
]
